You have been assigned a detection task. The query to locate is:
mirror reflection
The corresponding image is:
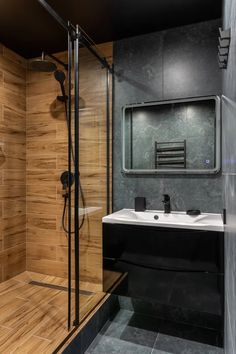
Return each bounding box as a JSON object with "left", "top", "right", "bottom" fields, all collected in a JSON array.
[{"left": 123, "top": 96, "right": 220, "bottom": 174}]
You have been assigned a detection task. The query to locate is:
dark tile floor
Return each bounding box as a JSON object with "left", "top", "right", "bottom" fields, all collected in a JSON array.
[{"left": 86, "top": 310, "right": 224, "bottom": 354}]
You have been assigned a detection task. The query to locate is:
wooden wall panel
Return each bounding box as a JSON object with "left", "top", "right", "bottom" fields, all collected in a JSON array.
[
  {"left": 0, "top": 44, "right": 26, "bottom": 283},
  {"left": 26, "top": 43, "right": 113, "bottom": 289}
]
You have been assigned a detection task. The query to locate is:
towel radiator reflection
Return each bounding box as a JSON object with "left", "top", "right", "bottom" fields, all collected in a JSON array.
[{"left": 155, "top": 140, "right": 186, "bottom": 168}]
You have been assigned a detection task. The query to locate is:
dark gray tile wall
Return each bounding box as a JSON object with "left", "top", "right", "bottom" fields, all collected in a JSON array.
[
  {"left": 222, "top": 0, "right": 236, "bottom": 353},
  {"left": 113, "top": 19, "right": 223, "bottom": 213}
]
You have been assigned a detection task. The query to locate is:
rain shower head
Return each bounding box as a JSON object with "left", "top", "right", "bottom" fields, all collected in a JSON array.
[
  {"left": 29, "top": 52, "right": 69, "bottom": 103},
  {"left": 29, "top": 52, "right": 57, "bottom": 72}
]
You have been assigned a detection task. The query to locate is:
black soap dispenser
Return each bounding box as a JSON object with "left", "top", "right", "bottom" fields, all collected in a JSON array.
[{"left": 135, "top": 197, "right": 146, "bottom": 212}]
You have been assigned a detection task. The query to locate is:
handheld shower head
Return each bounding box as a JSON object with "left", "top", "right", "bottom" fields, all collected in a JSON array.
[
  {"left": 54, "top": 70, "right": 66, "bottom": 85},
  {"left": 54, "top": 70, "right": 67, "bottom": 103}
]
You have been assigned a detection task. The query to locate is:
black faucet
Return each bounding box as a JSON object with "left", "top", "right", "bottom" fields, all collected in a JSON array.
[{"left": 162, "top": 194, "right": 171, "bottom": 213}]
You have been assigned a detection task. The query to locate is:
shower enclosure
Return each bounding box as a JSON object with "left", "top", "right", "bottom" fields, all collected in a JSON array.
[
  {"left": 0, "top": 0, "right": 112, "bottom": 352},
  {"left": 35, "top": 0, "right": 113, "bottom": 330}
]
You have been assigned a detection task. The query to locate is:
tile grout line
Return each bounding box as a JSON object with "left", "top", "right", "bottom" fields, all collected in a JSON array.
[
  {"left": 32, "top": 334, "right": 52, "bottom": 343},
  {"left": 222, "top": 172, "right": 236, "bottom": 176},
  {"left": 151, "top": 332, "right": 160, "bottom": 354}
]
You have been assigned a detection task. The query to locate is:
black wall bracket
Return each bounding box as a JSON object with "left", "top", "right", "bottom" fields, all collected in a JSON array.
[
  {"left": 223, "top": 208, "right": 227, "bottom": 225},
  {"left": 218, "top": 27, "right": 231, "bottom": 69}
]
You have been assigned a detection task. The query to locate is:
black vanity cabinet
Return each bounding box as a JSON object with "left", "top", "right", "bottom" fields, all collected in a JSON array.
[{"left": 103, "top": 223, "right": 224, "bottom": 342}]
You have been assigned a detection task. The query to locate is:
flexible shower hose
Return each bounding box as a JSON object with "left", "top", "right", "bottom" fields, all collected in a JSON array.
[
  {"left": 61, "top": 88, "right": 86, "bottom": 233},
  {"left": 62, "top": 182, "right": 86, "bottom": 234}
]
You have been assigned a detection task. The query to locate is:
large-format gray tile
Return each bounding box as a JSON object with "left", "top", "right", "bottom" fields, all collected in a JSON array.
[
  {"left": 223, "top": 1, "right": 236, "bottom": 353},
  {"left": 154, "top": 334, "right": 224, "bottom": 354},
  {"left": 222, "top": 0, "right": 236, "bottom": 102},
  {"left": 64, "top": 296, "right": 120, "bottom": 354},
  {"left": 118, "top": 296, "right": 134, "bottom": 311},
  {"left": 100, "top": 310, "right": 134, "bottom": 339},
  {"left": 119, "top": 296, "right": 221, "bottom": 331},
  {"left": 86, "top": 336, "right": 153, "bottom": 354},
  {"left": 85, "top": 310, "right": 160, "bottom": 353},
  {"left": 119, "top": 324, "right": 157, "bottom": 348},
  {"left": 101, "top": 310, "right": 159, "bottom": 348},
  {"left": 113, "top": 174, "right": 223, "bottom": 213},
  {"left": 120, "top": 313, "right": 161, "bottom": 348},
  {"left": 113, "top": 19, "right": 222, "bottom": 215},
  {"left": 222, "top": 97, "right": 236, "bottom": 174},
  {"left": 114, "top": 31, "right": 163, "bottom": 104},
  {"left": 163, "top": 20, "right": 221, "bottom": 99},
  {"left": 224, "top": 173, "right": 236, "bottom": 354},
  {"left": 157, "top": 319, "right": 222, "bottom": 348}
]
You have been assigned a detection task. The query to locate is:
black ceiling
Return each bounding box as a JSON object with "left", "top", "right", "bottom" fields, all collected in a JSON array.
[{"left": 0, "top": 0, "right": 222, "bottom": 58}]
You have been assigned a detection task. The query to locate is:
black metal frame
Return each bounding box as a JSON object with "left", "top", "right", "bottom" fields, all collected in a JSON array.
[
  {"left": 73, "top": 25, "right": 80, "bottom": 326},
  {"left": 45, "top": 51, "right": 68, "bottom": 70},
  {"left": 122, "top": 95, "right": 221, "bottom": 175},
  {"left": 106, "top": 68, "right": 111, "bottom": 215},
  {"left": 37, "top": 0, "right": 112, "bottom": 330},
  {"left": 67, "top": 22, "right": 72, "bottom": 330},
  {"left": 37, "top": 0, "right": 112, "bottom": 72}
]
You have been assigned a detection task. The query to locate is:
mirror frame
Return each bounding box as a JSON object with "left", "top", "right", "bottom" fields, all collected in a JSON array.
[{"left": 122, "top": 95, "right": 221, "bottom": 175}]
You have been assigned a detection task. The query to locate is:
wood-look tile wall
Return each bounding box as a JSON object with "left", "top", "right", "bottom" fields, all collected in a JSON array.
[
  {"left": 26, "top": 43, "right": 113, "bottom": 289},
  {"left": 0, "top": 41, "right": 112, "bottom": 287},
  {"left": 0, "top": 44, "right": 26, "bottom": 283}
]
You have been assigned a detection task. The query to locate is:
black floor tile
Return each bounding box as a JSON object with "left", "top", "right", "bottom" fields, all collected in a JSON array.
[
  {"left": 127, "top": 312, "right": 163, "bottom": 332},
  {"left": 101, "top": 310, "right": 159, "bottom": 348},
  {"left": 86, "top": 310, "right": 224, "bottom": 354},
  {"left": 154, "top": 333, "right": 224, "bottom": 354},
  {"left": 159, "top": 319, "right": 223, "bottom": 347},
  {"left": 86, "top": 336, "right": 153, "bottom": 354}
]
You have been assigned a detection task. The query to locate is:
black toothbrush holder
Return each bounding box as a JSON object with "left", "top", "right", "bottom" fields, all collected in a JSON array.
[{"left": 135, "top": 197, "right": 146, "bottom": 212}]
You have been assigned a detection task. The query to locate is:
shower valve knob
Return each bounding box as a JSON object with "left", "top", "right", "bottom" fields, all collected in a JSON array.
[{"left": 62, "top": 188, "right": 68, "bottom": 198}]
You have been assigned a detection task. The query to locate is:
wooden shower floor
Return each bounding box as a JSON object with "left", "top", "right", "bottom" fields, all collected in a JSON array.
[{"left": 0, "top": 271, "right": 106, "bottom": 354}]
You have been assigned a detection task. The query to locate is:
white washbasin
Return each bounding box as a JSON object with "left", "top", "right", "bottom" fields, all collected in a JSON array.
[{"left": 102, "top": 209, "right": 224, "bottom": 232}]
